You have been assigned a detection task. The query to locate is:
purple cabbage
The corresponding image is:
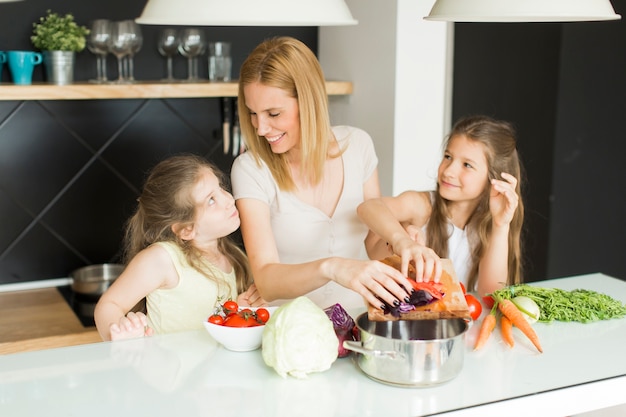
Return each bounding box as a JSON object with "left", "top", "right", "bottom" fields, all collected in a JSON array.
[
  {"left": 324, "top": 303, "right": 358, "bottom": 358},
  {"left": 382, "top": 289, "right": 443, "bottom": 318}
]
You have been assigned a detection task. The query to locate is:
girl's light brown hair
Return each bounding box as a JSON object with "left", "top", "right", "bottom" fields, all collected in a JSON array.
[
  {"left": 124, "top": 154, "right": 251, "bottom": 294},
  {"left": 237, "top": 36, "right": 336, "bottom": 191},
  {"left": 427, "top": 115, "right": 525, "bottom": 290}
]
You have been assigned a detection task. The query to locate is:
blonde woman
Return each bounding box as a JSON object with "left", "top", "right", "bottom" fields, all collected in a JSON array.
[{"left": 231, "top": 37, "right": 439, "bottom": 311}]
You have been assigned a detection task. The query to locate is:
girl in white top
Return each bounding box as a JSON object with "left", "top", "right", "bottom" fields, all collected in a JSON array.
[
  {"left": 231, "top": 37, "right": 439, "bottom": 312},
  {"left": 358, "top": 115, "right": 525, "bottom": 296},
  {"left": 95, "top": 155, "right": 265, "bottom": 341}
]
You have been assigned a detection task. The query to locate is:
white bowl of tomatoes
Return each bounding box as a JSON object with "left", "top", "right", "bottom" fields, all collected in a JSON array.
[{"left": 203, "top": 301, "right": 277, "bottom": 352}]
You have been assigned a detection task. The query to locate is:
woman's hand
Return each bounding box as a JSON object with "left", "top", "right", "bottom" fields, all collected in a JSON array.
[
  {"left": 109, "top": 311, "right": 153, "bottom": 341},
  {"left": 489, "top": 172, "right": 519, "bottom": 227},
  {"left": 328, "top": 258, "right": 416, "bottom": 310},
  {"left": 237, "top": 283, "right": 268, "bottom": 307}
]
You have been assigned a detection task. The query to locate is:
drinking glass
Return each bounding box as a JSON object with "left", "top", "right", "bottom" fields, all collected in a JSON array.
[
  {"left": 125, "top": 21, "right": 142, "bottom": 82},
  {"left": 208, "top": 42, "right": 232, "bottom": 82},
  {"left": 157, "top": 28, "right": 179, "bottom": 81},
  {"left": 178, "top": 28, "right": 206, "bottom": 82},
  {"left": 87, "top": 19, "right": 111, "bottom": 83},
  {"left": 107, "top": 20, "right": 134, "bottom": 83}
]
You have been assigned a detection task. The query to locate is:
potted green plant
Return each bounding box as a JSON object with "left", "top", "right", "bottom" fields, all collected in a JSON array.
[{"left": 31, "top": 10, "right": 89, "bottom": 85}]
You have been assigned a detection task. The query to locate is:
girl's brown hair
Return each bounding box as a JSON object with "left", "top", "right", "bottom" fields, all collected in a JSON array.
[
  {"left": 237, "top": 36, "right": 337, "bottom": 191},
  {"left": 427, "top": 115, "right": 525, "bottom": 290},
  {"left": 124, "top": 154, "right": 252, "bottom": 294}
]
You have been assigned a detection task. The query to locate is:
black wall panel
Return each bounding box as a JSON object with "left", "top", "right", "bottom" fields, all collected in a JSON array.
[
  {"left": 550, "top": 8, "right": 626, "bottom": 280},
  {"left": 453, "top": 3, "right": 626, "bottom": 281},
  {"left": 452, "top": 22, "right": 562, "bottom": 282}
]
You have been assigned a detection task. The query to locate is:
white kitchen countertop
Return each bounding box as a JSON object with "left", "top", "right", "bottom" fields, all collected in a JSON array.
[{"left": 1, "top": 273, "right": 625, "bottom": 416}]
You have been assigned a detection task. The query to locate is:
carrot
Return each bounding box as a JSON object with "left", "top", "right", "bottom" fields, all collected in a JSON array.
[
  {"left": 500, "top": 315, "right": 515, "bottom": 348},
  {"left": 474, "top": 311, "right": 496, "bottom": 351},
  {"left": 498, "top": 298, "right": 543, "bottom": 353}
]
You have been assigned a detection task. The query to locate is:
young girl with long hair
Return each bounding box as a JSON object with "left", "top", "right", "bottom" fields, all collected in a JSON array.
[
  {"left": 95, "top": 154, "right": 265, "bottom": 341},
  {"left": 358, "top": 115, "right": 525, "bottom": 296}
]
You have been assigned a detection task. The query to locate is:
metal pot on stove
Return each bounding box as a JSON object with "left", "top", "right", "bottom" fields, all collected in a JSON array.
[
  {"left": 343, "top": 313, "right": 469, "bottom": 387},
  {"left": 70, "top": 263, "right": 124, "bottom": 296}
]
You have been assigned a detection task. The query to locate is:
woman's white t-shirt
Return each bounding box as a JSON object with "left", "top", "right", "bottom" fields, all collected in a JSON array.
[{"left": 231, "top": 126, "right": 378, "bottom": 310}]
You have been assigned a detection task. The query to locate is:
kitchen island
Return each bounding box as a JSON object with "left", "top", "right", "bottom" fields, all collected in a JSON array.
[{"left": 1, "top": 272, "right": 625, "bottom": 416}]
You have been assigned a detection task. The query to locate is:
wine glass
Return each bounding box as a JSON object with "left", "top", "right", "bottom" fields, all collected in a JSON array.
[
  {"left": 87, "top": 19, "right": 111, "bottom": 83},
  {"left": 125, "top": 21, "right": 142, "bottom": 82},
  {"left": 107, "top": 20, "right": 134, "bottom": 83},
  {"left": 178, "top": 28, "right": 206, "bottom": 82},
  {"left": 157, "top": 28, "right": 179, "bottom": 81}
]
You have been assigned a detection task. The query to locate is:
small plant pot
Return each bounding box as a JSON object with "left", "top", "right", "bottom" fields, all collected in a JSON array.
[{"left": 43, "top": 50, "right": 75, "bottom": 85}]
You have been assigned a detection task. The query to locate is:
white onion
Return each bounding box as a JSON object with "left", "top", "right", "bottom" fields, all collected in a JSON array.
[{"left": 512, "top": 296, "right": 540, "bottom": 324}]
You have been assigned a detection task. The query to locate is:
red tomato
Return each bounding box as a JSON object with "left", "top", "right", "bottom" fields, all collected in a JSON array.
[
  {"left": 223, "top": 300, "right": 239, "bottom": 314},
  {"left": 255, "top": 308, "right": 270, "bottom": 323},
  {"left": 465, "top": 294, "right": 483, "bottom": 321},
  {"left": 459, "top": 282, "right": 466, "bottom": 294},
  {"left": 482, "top": 295, "right": 495, "bottom": 309},
  {"left": 208, "top": 315, "right": 225, "bottom": 325},
  {"left": 224, "top": 312, "right": 261, "bottom": 327}
]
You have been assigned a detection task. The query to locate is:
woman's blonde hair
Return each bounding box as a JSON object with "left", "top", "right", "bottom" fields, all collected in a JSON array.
[
  {"left": 237, "top": 36, "right": 335, "bottom": 191},
  {"left": 124, "top": 154, "right": 252, "bottom": 294},
  {"left": 427, "top": 115, "right": 525, "bottom": 290}
]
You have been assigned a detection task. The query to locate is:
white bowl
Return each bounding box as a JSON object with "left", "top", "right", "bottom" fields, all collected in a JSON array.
[{"left": 203, "top": 306, "right": 278, "bottom": 352}]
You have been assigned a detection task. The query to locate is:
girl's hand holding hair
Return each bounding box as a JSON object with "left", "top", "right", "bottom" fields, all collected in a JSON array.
[
  {"left": 109, "top": 311, "right": 154, "bottom": 341},
  {"left": 489, "top": 172, "right": 519, "bottom": 227}
]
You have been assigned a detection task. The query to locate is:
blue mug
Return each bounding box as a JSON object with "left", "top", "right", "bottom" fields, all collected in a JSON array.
[
  {"left": 7, "top": 50, "right": 43, "bottom": 85},
  {"left": 0, "top": 51, "right": 6, "bottom": 82}
]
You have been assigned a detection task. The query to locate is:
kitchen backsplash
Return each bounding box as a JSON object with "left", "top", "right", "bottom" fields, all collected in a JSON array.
[{"left": 0, "top": 97, "right": 228, "bottom": 284}]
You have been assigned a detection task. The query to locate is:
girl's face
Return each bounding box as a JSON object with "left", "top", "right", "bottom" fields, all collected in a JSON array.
[
  {"left": 243, "top": 82, "right": 300, "bottom": 154},
  {"left": 188, "top": 167, "right": 240, "bottom": 245},
  {"left": 437, "top": 134, "right": 490, "bottom": 203}
]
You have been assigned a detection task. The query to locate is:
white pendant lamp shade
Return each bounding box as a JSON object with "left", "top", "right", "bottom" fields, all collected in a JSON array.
[
  {"left": 425, "top": 0, "right": 621, "bottom": 22},
  {"left": 136, "top": 0, "right": 357, "bottom": 26}
]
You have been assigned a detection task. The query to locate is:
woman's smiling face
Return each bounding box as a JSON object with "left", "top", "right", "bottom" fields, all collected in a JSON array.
[{"left": 243, "top": 82, "right": 300, "bottom": 154}]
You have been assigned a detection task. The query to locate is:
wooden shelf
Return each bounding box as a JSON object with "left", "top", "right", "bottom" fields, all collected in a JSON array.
[{"left": 0, "top": 80, "right": 353, "bottom": 100}]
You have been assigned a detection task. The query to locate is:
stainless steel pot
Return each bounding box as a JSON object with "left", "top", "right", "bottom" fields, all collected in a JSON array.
[
  {"left": 70, "top": 264, "right": 124, "bottom": 296},
  {"left": 343, "top": 313, "right": 468, "bottom": 387}
]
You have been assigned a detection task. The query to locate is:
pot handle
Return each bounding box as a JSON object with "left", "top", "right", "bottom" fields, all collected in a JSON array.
[{"left": 342, "top": 340, "right": 405, "bottom": 360}]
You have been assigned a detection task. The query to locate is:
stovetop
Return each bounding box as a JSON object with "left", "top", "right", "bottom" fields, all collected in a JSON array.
[{"left": 57, "top": 285, "right": 97, "bottom": 327}]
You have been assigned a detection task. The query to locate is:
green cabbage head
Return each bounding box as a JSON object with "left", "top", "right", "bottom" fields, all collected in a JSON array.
[{"left": 262, "top": 296, "right": 338, "bottom": 379}]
